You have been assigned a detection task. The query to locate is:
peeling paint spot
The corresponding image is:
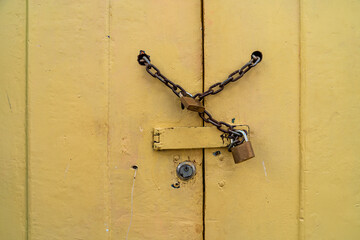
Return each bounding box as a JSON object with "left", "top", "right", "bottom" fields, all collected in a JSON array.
[
  {"left": 218, "top": 180, "right": 225, "bottom": 187},
  {"left": 126, "top": 167, "right": 137, "bottom": 240},
  {"left": 213, "top": 151, "right": 221, "bottom": 156},
  {"left": 262, "top": 161, "right": 268, "bottom": 181},
  {"left": 171, "top": 182, "right": 180, "bottom": 189},
  {"left": 232, "top": 118, "right": 235, "bottom": 123},
  {"left": 64, "top": 159, "right": 71, "bottom": 179},
  {"left": 139, "top": 126, "right": 143, "bottom": 132}
]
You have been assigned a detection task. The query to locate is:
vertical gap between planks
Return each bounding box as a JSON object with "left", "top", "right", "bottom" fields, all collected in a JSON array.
[
  {"left": 200, "top": 0, "right": 206, "bottom": 240},
  {"left": 25, "top": 0, "right": 30, "bottom": 239},
  {"left": 298, "top": 0, "right": 305, "bottom": 239},
  {"left": 106, "top": 0, "right": 112, "bottom": 239}
]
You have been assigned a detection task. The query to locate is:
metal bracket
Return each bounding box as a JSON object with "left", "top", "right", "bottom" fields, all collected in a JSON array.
[{"left": 153, "top": 127, "right": 231, "bottom": 150}]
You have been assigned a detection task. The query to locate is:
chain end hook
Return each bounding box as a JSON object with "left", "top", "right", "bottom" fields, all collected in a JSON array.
[
  {"left": 250, "top": 51, "right": 263, "bottom": 67},
  {"left": 137, "top": 50, "right": 151, "bottom": 65}
]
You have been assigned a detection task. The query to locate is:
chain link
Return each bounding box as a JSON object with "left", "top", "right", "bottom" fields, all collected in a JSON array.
[
  {"left": 198, "top": 110, "right": 248, "bottom": 150},
  {"left": 139, "top": 51, "right": 186, "bottom": 97},
  {"left": 137, "top": 50, "right": 260, "bottom": 149},
  {"left": 193, "top": 53, "right": 261, "bottom": 100}
]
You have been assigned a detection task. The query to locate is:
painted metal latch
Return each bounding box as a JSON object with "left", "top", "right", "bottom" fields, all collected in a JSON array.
[{"left": 153, "top": 127, "right": 231, "bottom": 150}]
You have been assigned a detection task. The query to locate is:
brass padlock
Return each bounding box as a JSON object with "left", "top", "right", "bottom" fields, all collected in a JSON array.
[
  {"left": 231, "top": 130, "right": 255, "bottom": 164},
  {"left": 179, "top": 93, "right": 205, "bottom": 113}
]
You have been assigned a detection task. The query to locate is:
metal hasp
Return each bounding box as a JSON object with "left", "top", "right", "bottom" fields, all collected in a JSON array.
[
  {"left": 153, "top": 127, "right": 231, "bottom": 150},
  {"left": 176, "top": 162, "right": 196, "bottom": 180}
]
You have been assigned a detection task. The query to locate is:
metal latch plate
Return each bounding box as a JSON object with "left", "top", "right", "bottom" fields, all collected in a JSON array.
[{"left": 153, "top": 127, "right": 230, "bottom": 150}]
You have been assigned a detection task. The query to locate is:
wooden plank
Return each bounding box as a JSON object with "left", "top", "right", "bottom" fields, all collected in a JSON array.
[
  {"left": 109, "top": 1, "right": 204, "bottom": 239},
  {"left": 0, "top": 0, "right": 27, "bottom": 239},
  {"left": 203, "top": 1, "right": 300, "bottom": 239},
  {"left": 153, "top": 127, "right": 230, "bottom": 150},
  {"left": 300, "top": 1, "right": 360, "bottom": 239},
  {"left": 27, "top": 1, "right": 109, "bottom": 239}
]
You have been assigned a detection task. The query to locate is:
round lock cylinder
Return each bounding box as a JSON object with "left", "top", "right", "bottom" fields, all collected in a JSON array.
[{"left": 176, "top": 161, "right": 196, "bottom": 180}]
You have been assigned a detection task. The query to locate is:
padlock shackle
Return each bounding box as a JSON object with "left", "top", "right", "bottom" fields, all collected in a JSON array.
[
  {"left": 228, "top": 130, "right": 249, "bottom": 151},
  {"left": 235, "top": 130, "right": 248, "bottom": 142}
]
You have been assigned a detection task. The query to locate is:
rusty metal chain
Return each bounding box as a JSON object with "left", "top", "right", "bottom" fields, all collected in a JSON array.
[
  {"left": 138, "top": 50, "right": 187, "bottom": 97},
  {"left": 193, "top": 51, "right": 262, "bottom": 100},
  {"left": 137, "top": 50, "right": 261, "bottom": 150},
  {"left": 198, "top": 109, "right": 249, "bottom": 149}
]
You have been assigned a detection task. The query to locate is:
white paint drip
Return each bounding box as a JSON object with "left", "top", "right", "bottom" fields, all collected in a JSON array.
[
  {"left": 262, "top": 161, "right": 268, "bottom": 179},
  {"left": 64, "top": 163, "right": 70, "bottom": 179},
  {"left": 126, "top": 168, "right": 137, "bottom": 240}
]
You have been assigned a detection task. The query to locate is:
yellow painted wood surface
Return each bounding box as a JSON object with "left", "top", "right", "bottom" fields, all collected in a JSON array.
[
  {"left": 0, "top": 0, "right": 27, "bottom": 239},
  {"left": 27, "top": 1, "right": 109, "bottom": 239},
  {"left": 300, "top": 1, "right": 360, "bottom": 239},
  {"left": 0, "top": 1, "right": 202, "bottom": 240},
  {"left": 109, "top": 1, "right": 203, "bottom": 239},
  {"left": 1, "top": 1, "right": 360, "bottom": 240},
  {"left": 203, "top": 1, "right": 300, "bottom": 239}
]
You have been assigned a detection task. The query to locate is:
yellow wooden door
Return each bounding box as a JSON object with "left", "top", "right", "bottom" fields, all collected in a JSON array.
[
  {"left": 203, "top": 1, "right": 300, "bottom": 239},
  {"left": 1, "top": 1, "right": 204, "bottom": 239},
  {"left": 203, "top": 0, "right": 360, "bottom": 240},
  {"left": 1, "top": 1, "right": 360, "bottom": 240},
  {"left": 109, "top": 1, "right": 203, "bottom": 239}
]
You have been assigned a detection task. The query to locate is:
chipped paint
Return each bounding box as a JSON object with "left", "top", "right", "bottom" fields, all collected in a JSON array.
[{"left": 126, "top": 167, "right": 137, "bottom": 240}]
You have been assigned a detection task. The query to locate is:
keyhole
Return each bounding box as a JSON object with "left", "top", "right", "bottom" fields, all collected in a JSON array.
[{"left": 176, "top": 162, "right": 196, "bottom": 181}]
